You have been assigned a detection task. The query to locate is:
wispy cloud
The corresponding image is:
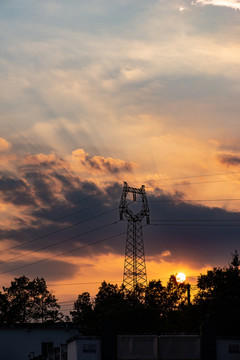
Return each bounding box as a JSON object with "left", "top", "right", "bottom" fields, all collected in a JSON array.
[
  {"left": 194, "top": 0, "right": 240, "bottom": 10},
  {"left": 71, "top": 149, "right": 135, "bottom": 174},
  {"left": 218, "top": 153, "right": 240, "bottom": 166},
  {"left": 0, "top": 138, "right": 11, "bottom": 151}
]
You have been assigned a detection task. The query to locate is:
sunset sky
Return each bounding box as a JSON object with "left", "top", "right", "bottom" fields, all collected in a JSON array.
[{"left": 1, "top": 0, "right": 240, "bottom": 312}]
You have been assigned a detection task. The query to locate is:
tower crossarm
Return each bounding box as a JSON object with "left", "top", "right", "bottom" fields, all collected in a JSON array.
[{"left": 119, "top": 181, "right": 150, "bottom": 223}]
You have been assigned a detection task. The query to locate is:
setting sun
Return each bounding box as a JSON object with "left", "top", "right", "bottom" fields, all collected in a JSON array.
[{"left": 176, "top": 273, "right": 186, "bottom": 283}]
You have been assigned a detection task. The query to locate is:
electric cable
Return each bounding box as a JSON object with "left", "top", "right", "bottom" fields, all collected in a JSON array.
[
  {"left": 149, "top": 178, "right": 240, "bottom": 187},
  {"left": 150, "top": 223, "right": 240, "bottom": 227},
  {"left": 0, "top": 195, "right": 103, "bottom": 235},
  {"left": 0, "top": 192, "right": 120, "bottom": 241},
  {"left": 148, "top": 198, "right": 240, "bottom": 202},
  {"left": 49, "top": 277, "right": 198, "bottom": 286},
  {"left": 0, "top": 206, "right": 118, "bottom": 255},
  {"left": 0, "top": 220, "right": 120, "bottom": 265},
  {"left": 146, "top": 171, "right": 240, "bottom": 182},
  {"left": 0, "top": 230, "right": 125, "bottom": 275},
  {"left": 151, "top": 219, "right": 240, "bottom": 222}
]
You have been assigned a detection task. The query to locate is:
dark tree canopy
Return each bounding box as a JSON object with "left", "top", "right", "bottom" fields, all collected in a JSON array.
[
  {"left": 71, "top": 277, "right": 189, "bottom": 334},
  {"left": 2, "top": 252, "right": 240, "bottom": 336},
  {"left": 0, "top": 275, "right": 63, "bottom": 324},
  {"left": 194, "top": 251, "right": 240, "bottom": 335},
  {"left": 71, "top": 252, "right": 240, "bottom": 336},
  {"left": 70, "top": 292, "right": 93, "bottom": 326}
]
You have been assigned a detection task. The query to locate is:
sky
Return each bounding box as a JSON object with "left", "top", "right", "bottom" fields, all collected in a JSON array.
[{"left": 1, "top": 0, "right": 240, "bottom": 312}]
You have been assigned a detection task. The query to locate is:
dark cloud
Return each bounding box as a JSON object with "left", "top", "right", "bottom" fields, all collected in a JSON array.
[
  {"left": 218, "top": 153, "right": 240, "bottom": 166},
  {"left": 0, "top": 259, "right": 79, "bottom": 282},
  {"left": 1, "top": 153, "right": 240, "bottom": 280},
  {"left": 144, "top": 194, "right": 240, "bottom": 269},
  {"left": 0, "top": 174, "right": 36, "bottom": 206}
]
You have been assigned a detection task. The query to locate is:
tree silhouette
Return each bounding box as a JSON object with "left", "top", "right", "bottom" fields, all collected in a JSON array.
[
  {"left": 194, "top": 251, "right": 240, "bottom": 335},
  {"left": 71, "top": 291, "right": 93, "bottom": 331},
  {"left": 72, "top": 277, "right": 189, "bottom": 334},
  {"left": 0, "top": 275, "right": 63, "bottom": 324}
]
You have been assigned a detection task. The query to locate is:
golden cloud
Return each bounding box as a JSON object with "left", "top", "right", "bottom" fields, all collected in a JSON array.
[
  {"left": 71, "top": 148, "right": 136, "bottom": 174},
  {"left": 0, "top": 137, "right": 11, "bottom": 151},
  {"left": 194, "top": 0, "right": 240, "bottom": 9}
]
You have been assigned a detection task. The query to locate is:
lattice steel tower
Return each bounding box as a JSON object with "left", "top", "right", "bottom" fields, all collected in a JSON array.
[{"left": 119, "top": 182, "right": 150, "bottom": 290}]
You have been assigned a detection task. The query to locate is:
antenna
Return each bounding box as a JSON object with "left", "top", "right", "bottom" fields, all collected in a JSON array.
[{"left": 119, "top": 181, "right": 150, "bottom": 291}]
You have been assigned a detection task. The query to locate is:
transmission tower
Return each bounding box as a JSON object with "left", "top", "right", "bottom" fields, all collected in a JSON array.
[{"left": 119, "top": 181, "right": 150, "bottom": 291}]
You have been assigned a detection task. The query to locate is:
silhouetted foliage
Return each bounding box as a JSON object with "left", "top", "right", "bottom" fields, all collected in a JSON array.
[
  {"left": 0, "top": 275, "right": 63, "bottom": 324},
  {"left": 194, "top": 251, "right": 240, "bottom": 335},
  {"left": 72, "top": 276, "right": 189, "bottom": 334},
  {"left": 70, "top": 292, "right": 94, "bottom": 332}
]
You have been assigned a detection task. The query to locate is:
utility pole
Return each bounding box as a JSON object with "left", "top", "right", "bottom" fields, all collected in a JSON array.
[{"left": 119, "top": 182, "right": 150, "bottom": 291}]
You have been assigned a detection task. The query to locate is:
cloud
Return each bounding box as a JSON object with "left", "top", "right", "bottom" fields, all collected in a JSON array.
[
  {"left": 0, "top": 138, "right": 11, "bottom": 151},
  {"left": 0, "top": 259, "right": 79, "bottom": 282},
  {"left": 71, "top": 148, "right": 135, "bottom": 174},
  {"left": 0, "top": 175, "right": 36, "bottom": 206},
  {"left": 0, "top": 147, "right": 240, "bottom": 285},
  {"left": 218, "top": 153, "right": 240, "bottom": 166},
  {"left": 194, "top": 0, "right": 240, "bottom": 9},
  {"left": 1, "top": 0, "right": 240, "bottom": 290}
]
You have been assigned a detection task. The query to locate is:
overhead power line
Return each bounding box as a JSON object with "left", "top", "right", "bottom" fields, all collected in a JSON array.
[
  {"left": 0, "top": 207, "right": 118, "bottom": 255},
  {"left": 0, "top": 192, "right": 120, "bottom": 240},
  {"left": 48, "top": 280, "right": 124, "bottom": 286},
  {"left": 146, "top": 171, "right": 240, "bottom": 182},
  {"left": 48, "top": 277, "right": 199, "bottom": 286},
  {"left": 148, "top": 198, "right": 240, "bottom": 202},
  {"left": 151, "top": 178, "right": 240, "bottom": 187},
  {"left": 150, "top": 223, "right": 240, "bottom": 227},
  {"left": 151, "top": 219, "right": 240, "bottom": 222},
  {"left": 0, "top": 220, "right": 119, "bottom": 265},
  {"left": 0, "top": 230, "right": 125, "bottom": 275}
]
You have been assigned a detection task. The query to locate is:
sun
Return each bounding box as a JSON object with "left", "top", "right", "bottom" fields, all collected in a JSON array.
[{"left": 176, "top": 272, "right": 186, "bottom": 284}]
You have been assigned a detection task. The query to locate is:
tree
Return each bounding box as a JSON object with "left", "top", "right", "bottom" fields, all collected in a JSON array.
[
  {"left": 194, "top": 251, "right": 240, "bottom": 335},
  {"left": 71, "top": 292, "right": 93, "bottom": 324},
  {"left": 0, "top": 291, "right": 9, "bottom": 324},
  {"left": 29, "top": 277, "right": 63, "bottom": 323},
  {"left": 0, "top": 275, "right": 63, "bottom": 324},
  {"left": 3, "top": 275, "right": 32, "bottom": 323},
  {"left": 91, "top": 281, "right": 148, "bottom": 333},
  {"left": 162, "top": 275, "right": 188, "bottom": 312},
  {"left": 94, "top": 281, "right": 125, "bottom": 309},
  {"left": 145, "top": 280, "right": 164, "bottom": 309},
  {"left": 94, "top": 281, "right": 126, "bottom": 330},
  {"left": 144, "top": 276, "right": 189, "bottom": 333}
]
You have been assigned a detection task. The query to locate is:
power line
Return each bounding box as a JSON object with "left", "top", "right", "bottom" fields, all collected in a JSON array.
[
  {"left": 0, "top": 220, "right": 119, "bottom": 265},
  {"left": 146, "top": 171, "right": 240, "bottom": 182},
  {"left": 151, "top": 219, "right": 240, "bottom": 222},
  {"left": 150, "top": 178, "right": 240, "bottom": 187},
  {"left": 0, "top": 207, "right": 118, "bottom": 256},
  {"left": 150, "top": 223, "right": 240, "bottom": 227},
  {"left": 0, "top": 191, "right": 120, "bottom": 243},
  {"left": 0, "top": 196, "right": 104, "bottom": 235},
  {"left": 49, "top": 278, "right": 198, "bottom": 286},
  {"left": 148, "top": 198, "right": 240, "bottom": 202},
  {"left": 48, "top": 280, "right": 123, "bottom": 286},
  {"left": 0, "top": 230, "right": 125, "bottom": 275}
]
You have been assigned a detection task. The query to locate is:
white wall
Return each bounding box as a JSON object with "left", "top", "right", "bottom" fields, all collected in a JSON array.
[
  {"left": 159, "top": 335, "right": 200, "bottom": 360},
  {"left": 0, "top": 326, "right": 79, "bottom": 360},
  {"left": 118, "top": 335, "right": 158, "bottom": 360},
  {"left": 67, "top": 336, "right": 101, "bottom": 360},
  {"left": 217, "top": 339, "right": 240, "bottom": 360},
  {"left": 117, "top": 335, "right": 200, "bottom": 360}
]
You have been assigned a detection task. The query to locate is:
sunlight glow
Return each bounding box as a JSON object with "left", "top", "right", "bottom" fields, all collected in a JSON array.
[{"left": 176, "top": 273, "right": 186, "bottom": 283}]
